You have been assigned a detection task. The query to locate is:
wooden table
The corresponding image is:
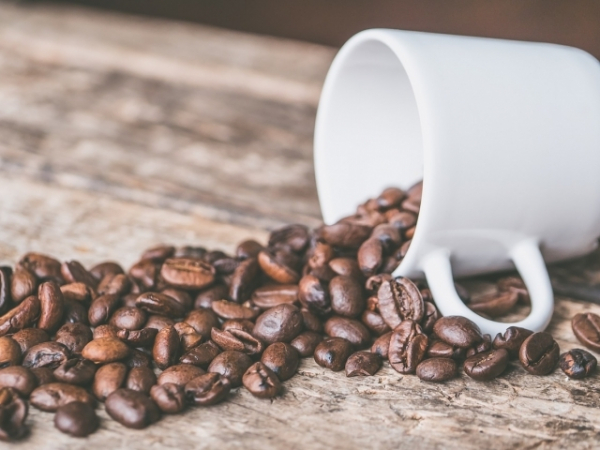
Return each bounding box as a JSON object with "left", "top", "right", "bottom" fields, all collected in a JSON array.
[{"left": 1, "top": 3, "right": 600, "bottom": 448}]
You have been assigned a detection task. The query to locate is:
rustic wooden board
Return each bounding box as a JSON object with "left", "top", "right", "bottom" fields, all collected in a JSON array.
[{"left": 1, "top": 3, "right": 600, "bottom": 449}]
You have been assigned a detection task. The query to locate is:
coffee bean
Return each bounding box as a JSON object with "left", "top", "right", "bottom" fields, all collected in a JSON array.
[
  {"left": 420, "top": 302, "right": 440, "bottom": 334},
  {"left": 300, "top": 309, "right": 323, "bottom": 333},
  {"left": 0, "top": 337, "right": 21, "bottom": 367},
  {"left": 0, "top": 366, "right": 38, "bottom": 396},
  {"left": 497, "top": 276, "right": 529, "bottom": 304},
  {"left": 53, "top": 358, "right": 96, "bottom": 385},
  {"left": 82, "top": 337, "right": 130, "bottom": 364},
  {"left": 22, "top": 342, "right": 70, "bottom": 369},
  {"left": 260, "top": 342, "right": 299, "bottom": 381},
  {"left": 194, "top": 284, "right": 229, "bottom": 309},
  {"left": 11, "top": 328, "right": 49, "bottom": 355},
  {"left": 491, "top": 327, "right": 533, "bottom": 361},
  {"left": 519, "top": 332, "right": 560, "bottom": 375},
  {"left": 416, "top": 358, "right": 457, "bottom": 382},
  {"left": 125, "top": 349, "right": 153, "bottom": 369},
  {"left": 105, "top": 389, "right": 160, "bottom": 429},
  {"left": 141, "top": 245, "right": 175, "bottom": 262},
  {"left": 174, "top": 322, "right": 203, "bottom": 351},
  {"left": 377, "top": 277, "right": 424, "bottom": 329},
  {"left": 324, "top": 316, "right": 370, "bottom": 347},
  {"left": 61, "top": 261, "right": 97, "bottom": 289},
  {"left": 389, "top": 320, "right": 428, "bottom": 374},
  {"left": 371, "top": 332, "right": 392, "bottom": 359},
  {"left": 146, "top": 314, "right": 175, "bottom": 332},
  {"left": 0, "top": 267, "right": 12, "bottom": 315},
  {"left": 185, "top": 372, "right": 231, "bottom": 406},
  {"left": 92, "top": 362, "right": 128, "bottom": 401},
  {"left": 180, "top": 341, "right": 221, "bottom": 368},
  {"left": 93, "top": 324, "right": 119, "bottom": 339},
  {"left": 258, "top": 249, "right": 300, "bottom": 284},
  {"left": 345, "top": 351, "right": 381, "bottom": 377},
  {"left": 10, "top": 266, "right": 37, "bottom": 304},
  {"left": 116, "top": 327, "right": 158, "bottom": 348},
  {"left": 184, "top": 309, "right": 220, "bottom": 340},
  {"left": 329, "top": 275, "right": 365, "bottom": 318},
  {"left": 572, "top": 312, "right": 600, "bottom": 352},
  {"left": 268, "top": 224, "right": 310, "bottom": 253},
  {"left": 308, "top": 240, "right": 334, "bottom": 271},
  {"left": 30, "top": 367, "right": 55, "bottom": 386},
  {"left": 229, "top": 257, "right": 260, "bottom": 302},
  {"left": 466, "top": 334, "right": 492, "bottom": 358},
  {"left": 19, "top": 253, "right": 61, "bottom": 281},
  {"left": 135, "top": 292, "right": 186, "bottom": 319},
  {"left": 158, "top": 364, "right": 206, "bottom": 386},
  {"left": 464, "top": 349, "right": 509, "bottom": 381},
  {"left": 0, "top": 295, "right": 40, "bottom": 336},
  {"left": 253, "top": 304, "right": 304, "bottom": 344},
  {"left": 97, "top": 274, "right": 130, "bottom": 297},
  {"left": 0, "top": 387, "right": 28, "bottom": 441},
  {"left": 149, "top": 383, "right": 185, "bottom": 414},
  {"left": 63, "top": 299, "right": 89, "bottom": 325},
  {"left": 328, "top": 258, "right": 363, "bottom": 280},
  {"left": 109, "top": 306, "right": 147, "bottom": 330},
  {"left": 174, "top": 246, "right": 207, "bottom": 259},
  {"left": 468, "top": 291, "right": 519, "bottom": 318},
  {"left": 153, "top": 325, "right": 180, "bottom": 370},
  {"left": 160, "top": 258, "right": 215, "bottom": 290},
  {"left": 54, "top": 401, "right": 98, "bottom": 437},
  {"left": 357, "top": 238, "right": 383, "bottom": 277},
  {"left": 222, "top": 320, "right": 255, "bottom": 334},
  {"left": 298, "top": 275, "right": 330, "bottom": 314},
  {"left": 433, "top": 316, "right": 483, "bottom": 348},
  {"left": 89, "top": 261, "right": 124, "bottom": 281},
  {"left": 314, "top": 338, "right": 354, "bottom": 371},
  {"left": 290, "top": 331, "right": 323, "bottom": 358},
  {"left": 236, "top": 240, "right": 264, "bottom": 260},
  {"left": 207, "top": 351, "right": 252, "bottom": 387},
  {"left": 559, "top": 349, "right": 597, "bottom": 379},
  {"left": 427, "top": 340, "right": 465, "bottom": 360},
  {"left": 211, "top": 328, "right": 264, "bottom": 355},
  {"left": 126, "top": 367, "right": 157, "bottom": 394},
  {"left": 212, "top": 300, "right": 260, "bottom": 321},
  {"left": 129, "top": 259, "right": 160, "bottom": 290},
  {"left": 30, "top": 382, "right": 96, "bottom": 412},
  {"left": 318, "top": 222, "right": 372, "bottom": 248},
  {"left": 242, "top": 362, "right": 282, "bottom": 399},
  {"left": 251, "top": 284, "right": 299, "bottom": 309},
  {"left": 160, "top": 288, "right": 193, "bottom": 311},
  {"left": 361, "top": 310, "right": 391, "bottom": 336},
  {"left": 87, "top": 294, "right": 120, "bottom": 327}
]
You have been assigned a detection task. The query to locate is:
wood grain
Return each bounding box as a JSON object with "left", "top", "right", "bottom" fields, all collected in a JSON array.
[{"left": 1, "top": 3, "right": 600, "bottom": 449}]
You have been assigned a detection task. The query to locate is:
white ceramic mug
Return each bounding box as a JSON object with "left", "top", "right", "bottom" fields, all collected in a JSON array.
[{"left": 314, "top": 29, "right": 600, "bottom": 336}]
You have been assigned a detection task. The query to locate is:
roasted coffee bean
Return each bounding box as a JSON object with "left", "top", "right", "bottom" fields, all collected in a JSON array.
[
  {"left": 82, "top": 337, "right": 130, "bottom": 364},
  {"left": 117, "top": 328, "right": 158, "bottom": 348},
  {"left": 377, "top": 277, "right": 424, "bottom": 329},
  {"left": 174, "top": 322, "right": 203, "bottom": 351},
  {"left": 185, "top": 372, "right": 231, "bottom": 406},
  {"left": 416, "top": 358, "right": 457, "bottom": 382},
  {"left": 211, "top": 300, "right": 260, "bottom": 321},
  {"left": 135, "top": 292, "right": 186, "bottom": 319},
  {"left": 108, "top": 307, "right": 147, "bottom": 331},
  {"left": 211, "top": 328, "right": 264, "bottom": 355},
  {"left": 258, "top": 249, "right": 300, "bottom": 284},
  {"left": 158, "top": 364, "right": 206, "bottom": 386},
  {"left": 345, "top": 351, "right": 381, "bottom": 377},
  {"left": 318, "top": 222, "right": 372, "bottom": 248},
  {"left": 298, "top": 275, "right": 330, "bottom": 314},
  {"left": 146, "top": 314, "right": 175, "bottom": 332},
  {"left": 153, "top": 325, "right": 180, "bottom": 370},
  {"left": 160, "top": 258, "right": 215, "bottom": 290},
  {"left": 184, "top": 309, "right": 220, "bottom": 340},
  {"left": 22, "top": 342, "right": 69, "bottom": 369},
  {"left": 174, "top": 246, "right": 207, "bottom": 259},
  {"left": 253, "top": 304, "right": 304, "bottom": 344},
  {"left": 204, "top": 250, "right": 230, "bottom": 265},
  {"left": 329, "top": 275, "right": 365, "bottom": 318},
  {"left": 53, "top": 358, "right": 96, "bottom": 386},
  {"left": 559, "top": 349, "right": 597, "bottom": 379},
  {"left": 427, "top": 340, "right": 465, "bottom": 360},
  {"left": 252, "top": 284, "right": 298, "bottom": 309},
  {"left": 97, "top": 274, "right": 131, "bottom": 297},
  {"left": 0, "top": 267, "right": 11, "bottom": 315},
  {"left": 129, "top": 259, "right": 160, "bottom": 290},
  {"left": 371, "top": 332, "right": 392, "bottom": 359},
  {"left": 0, "top": 366, "right": 37, "bottom": 396},
  {"left": 260, "top": 342, "right": 299, "bottom": 381},
  {"left": 194, "top": 284, "right": 229, "bottom": 309},
  {"left": 92, "top": 362, "right": 128, "bottom": 401},
  {"left": 180, "top": 341, "right": 221, "bottom": 368},
  {"left": 376, "top": 187, "right": 406, "bottom": 209},
  {"left": 468, "top": 291, "right": 519, "bottom": 317},
  {"left": 268, "top": 224, "right": 310, "bottom": 253},
  {"left": 125, "top": 349, "right": 153, "bottom": 369},
  {"left": 93, "top": 324, "right": 119, "bottom": 339},
  {"left": 19, "top": 253, "right": 61, "bottom": 281},
  {"left": 87, "top": 294, "right": 120, "bottom": 326},
  {"left": 388, "top": 320, "right": 428, "bottom": 374},
  {"left": 314, "top": 338, "right": 354, "bottom": 371},
  {"left": 365, "top": 274, "right": 392, "bottom": 294},
  {"left": 497, "top": 276, "right": 529, "bottom": 304},
  {"left": 396, "top": 240, "right": 411, "bottom": 259},
  {"left": 308, "top": 240, "right": 334, "bottom": 270},
  {"left": 141, "top": 245, "right": 175, "bottom": 262},
  {"left": 361, "top": 310, "right": 390, "bottom": 336},
  {"left": 328, "top": 258, "right": 363, "bottom": 279},
  {"left": 466, "top": 334, "right": 492, "bottom": 358},
  {"left": 30, "top": 382, "right": 95, "bottom": 412},
  {"left": 242, "top": 362, "right": 282, "bottom": 399},
  {"left": 324, "top": 316, "right": 370, "bottom": 347},
  {"left": 0, "top": 295, "right": 40, "bottom": 336},
  {"left": 10, "top": 266, "right": 37, "bottom": 304},
  {"left": 236, "top": 240, "right": 264, "bottom": 260},
  {"left": 89, "top": 261, "right": 124, "bottom": 281},
  {"left": 464, "top": 349, "right": 509, "bottom": 381},
  {"left": 54, "top": 401, "right": 98, "bottom": 437},
  {"left": 572, "top": 312, "right": 600, "bottom": 352},
  {"left": 63, "top": 299, "right": 89, "bottom": 325},
  {"left": 61, "top": 261, "right": 97, "bottom": 288},
  {"left": 150, "top": 383, "right": 186, "bottom": 413},
  {"left": 492, "top": 326, "right": 534, "bottom": 359},
  {"left": 357, "top": 238, "right": 383, "bottom": 277},
  {"left": 60, "top": 282, "right": 95, "bottom": 304},
  {"left": 30, "top": 367, "right": 55, "bottom": 386},
  {"left": 298, "top": 310, "right": 320, "bottom": 334},
  {"left": 0, "top": 337, "right": 21, "bottom": 367},
  {"left": 208, "top": 351, "right": 252, "bottom": 387},
  {"left": 290, "top": 331, "right": 323, "bottom": 358},
  {"left": 0, "top": 387, "right": 28, "bottom": 441},
  {"left": 433, "top": 316, "right": 483, "bottom": 348},
  {"left": 126, "top": 367, "right": 157, "bottom": 394},
  {"left": 519, "top": 332, "right": 560, "bottom": 375},
  {"left": 222, "top": 319, "right": 255, "bottom": 334},
  {"left": 51, "top": 324, "right": 90, "bottom": 355},
  {"left": 385, "top": 209, "right": 417, "bottom": 232},
  {"left": 229, "top": 257, "right": 260, "bottom": 302},
  {"left": 160, "top": 288, "right": 192, "bottom": 312},
  {"left": 105, "top": 389, "right": 160, "bottom": 429}
]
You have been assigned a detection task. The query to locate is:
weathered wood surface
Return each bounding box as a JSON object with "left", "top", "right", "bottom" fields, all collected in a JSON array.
[{"left": 1, "top": 3, "right": 600, "bottom": 449}]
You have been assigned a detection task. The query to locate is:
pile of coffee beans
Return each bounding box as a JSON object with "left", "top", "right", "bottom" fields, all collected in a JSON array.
[{"left": 0, "top": 182, "right": 597, "bottom": 440}]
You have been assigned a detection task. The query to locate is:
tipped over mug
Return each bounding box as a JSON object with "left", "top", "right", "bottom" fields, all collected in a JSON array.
[{"left": 314, "top": 29, "right": 600, "bottom": 336}]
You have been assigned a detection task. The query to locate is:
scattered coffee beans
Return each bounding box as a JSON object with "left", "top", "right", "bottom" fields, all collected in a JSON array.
[{"left": 54, "top": 401, "right": 98, "bottom": 437}]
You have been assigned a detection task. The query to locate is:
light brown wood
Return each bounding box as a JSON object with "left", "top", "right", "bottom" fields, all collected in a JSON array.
[{"left": 1, "top": 3, "right": 600, "bottom": 449}]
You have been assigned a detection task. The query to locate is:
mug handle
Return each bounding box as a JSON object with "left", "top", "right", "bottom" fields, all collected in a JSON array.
[{"left": 420, "top": 238, "right": 554, "bottom": 336}]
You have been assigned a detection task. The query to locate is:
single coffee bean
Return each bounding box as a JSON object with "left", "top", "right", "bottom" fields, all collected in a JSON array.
[
  {"left": 519, "top": 332, "right": 560, "bottom": 375},
  {"left": 0, "top": 387, "right": 28, "bottom": 441},
  {"left": 87, "top": 294, "right": 121, "bottom": 327},
  {"left": 184, "top": 372, "right": 231, "bottom": 406},
  {"left": 129, "top": 259, "right": 160, "bottom": 290},
  {"left": 180, "top": 341, "right": 222, "bottom": 368},
  {"left": 141, "top": 244, "right": 175, "bottom": 262},
  {"left": 22, "top": 342, "right": 70, "bottom": 369},
  {"left": 329, "top": 276, "right": 365, "bottom": 319},
  {"left": 62, "top": 282, "right": 96, "bottom": 303},
  {"left": 158, "top": 364, "right": 206, "bottom": 386},
  {"left": 371, "top": 332, "right": 392, "bottom": 359},
  {"left": 242, "top": 362, "right": 282, "bottom": 399},
  {"left": 376, "top": 187, "right": 406, "bottom": 209},
  {"left": 421, "top": 301, "right": 440, "bottom": 334},
  {"left": 318, "top": 222, "right": 372, "bottom": 248},
  {"left": 328, "top": 258, "right": 363, "bottom": 280},
  {"left": 207, "top": 351, "right": 252, "bottom": 387},
  {"left": 135, "top": 292, "right": 186, "bottom": 319},
  {"left": 30, "top": 382, "right": 95, "bottom": 412},
  {"left": 361, "top": 310, "right": 391, "bottom": 336},
  {"left": 61, "top": 261, "right": 97, "bottom": 288},
  {"left": 109, "top": 306, "right": 147, "bottom": 330},
  {"left": 0, "top": 337, "right": 21, "bottom": 367},
  {"left": 497, "top": 276, "right": 529, "bottom": 304},
  {"left": 30, "top": 367, "right": 55, "bottom": 386},
  {"left": 211, "top": 300, "right": 260, "bottom": 321},
  {"left": 105, "top": 389, "right": 160, "bottom": 429},
  {"left": 145, "top": 314, "right": 175, "bottom": 332},
  {"left": 0, "top": 366, "right": 38, "bottom": 396},
  {"left": 357, "top": 238, "right": 383, "bottom": 277},
  {"left": 229, "top": 257, "right": 260, "bottom": 302},
  {"left": 258, "top": 249, "right": 300, "bottom": 284},
  {"left": 174, "top": 246, "right": 207, "bottom": 259},
  {"left": 10, "top": 266, "right": 37, "bottom": 304},
  {"left": 371, "top": 224, "right": 402, "bottom": 251},
  {"left": 416, "top": 358, "right": 457, "bottom": 382},
  {"left": 385, "top": 209, "right": 417, "bottom": 232},
  {"left": 236, "top": 239, "right": 264, "bottom": 260},
  {"left": 345, "top": 351, "right": 382, "bottom": 377},
  {"left": 19, "top": 252, "right": 61, "bottom": 281},
  {"left": 290, "top": 331, "right": 323, "bottom": 358},
  {"left": 55, "top": 323, "right": 92, "bottom": 354},
  {"left": 11, "top": 329, "right": 49, "bottom": 356},
  {"left": 298, "top": 275, "right": 330, "bottom": 314},
  {"left": 300, "top": 309, "right": 323, "bottom": 333},
  {"left": 173, "top": 322, "right": 203, "bottom": 351},
  {"left": 388, "top": 320, "right": 428, "bottom": 374},
  {"left": 251, "top": 284, "right": 299, "bottom": 309},
  {"left": 464, "top": 349, "right": 509, "bottom": 381},
  {"left": 222, "top": 319, "right": 256, "bottom": 334},
  {"left": 125, "top": 349, "right": 153, "bottom": 369},
  {"left": 184, "top": 309, "right": 220, "bottom": 340},
  {"left": 253, "top": 304, "right": 304, "bottom": 344},
  {"left": 559, "top": 349, "right": 597, "bottom": 379},
  {"left": 116, "top": 327, "right": 158, "bottom": 348},
  {"left": 92, "top": 362, "right": 128, "bottom": 401},
  {"left": 160, "top": 258, "right": 215, "bottom": 290},
  {"left": 37, "top": 281, "right": 65, "bottom": 332},
  {"left": 468, "top": 291, "right": 519, "bottom": 318},
  {"left": 93, "top": 324, "right": 119, "bottom": 340},
  {"left": 324, "top": 316, "right": 371, "bottom": 347},
  {"left": 81, "top": 337, "right": 130, "bottom": 364},
  {"left": 211, "top": 328, "right": 264, "bottom": 355},
  {"left": 571, "top": 312, "right": 600, "bottom": 352},
  {"left": 261, "top": 342, "right": 299, "bottom": 381},
  {"left": 54, "top": 401, "right": 98, "bottom": 437},
  {"left": 0, "top": 267, "right": 11, "bottom": 315},
  {"left": 427, "top": 340, "right": 465, "bottom": 360},
  {"left": 268, "top": 224, "right": 310, "bottom": 253},
  {"left": 313, "top": 338, "right": 354, "bottom": 372},
  {"left": 54, "top": 358, "right": 96, "bottom": 385},
  {"left": 160, "top": 288, "right": 193, "bottom": 312},
  {"left": 377, "top": 277, "right": 424, "bottom": 329},
  {"left": 153, "top": 325, "right": 181, "bottom": 370},
  {"left": 126, "top": 367, "right": 157, "bottom": 394},
  {"left": 466, "top": 334, "right": 492, "bottom": 358},
  {"left": 433, "top": 316, "right": 483, "bottom": 348},
  {"left": 194, "top": 284, "right": 229, "bottom": 309},
  {"left": 62, "top": 299, "right": 89, "bottom": 325},
  {"left": 150, "top": 383, "right": 186, "bottom": 413},
  {"left": 308, "top": 240, "right": 334, "bottom": 271},
  {"left": 0, "top": 295, "right": 40, "bottom": 336},
  {"left": 89, "top": 261, "right": 124, "bottom": 281}
]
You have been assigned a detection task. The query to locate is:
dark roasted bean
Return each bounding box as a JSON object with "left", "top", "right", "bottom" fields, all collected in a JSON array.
[
  {"left": 572, "top": 312, "right": 600, "bottom": 352},
  {"left": 128, "top": 259, "right": 160, "bottom": 290},
  {"left": 105, "top": 389, "right": 160, "bottom": 429},
  {"left": 93, "top": 324, "right": 119, "bottom": 339},
  {"left": 180, "top": 341, "right": 221, "bottom": 368},
  {"left": 229, "top": 258, "right": 260, "bottom": 302},
  {"left": 30, "top": 367, "right": 55, "bottom": 386},
  {"left": 464, "top": 349, "right": 509, "bottom": 381},
  {"left": 81, "top": 337, "right": 130, "bottom": 364},
  {"left": 92, "top": 362, "right": 128, "bottom": 401},
  {"left": 253, "top": 304, "right": 304, "bottom": 344},
  {"left": 53, "top": 358, "right": 96, "bottom": 385},
  {"left": 194, "top": 284, "right": 229, "bottom": 309},
  {"left": 0, "top": 366, "right": 38, "bottom": 397},
  {"left": 328, "top": 258, "right": 363, "bottom": 279},
  {"left": 260, "top": 342, "right": 299, "bottom": 381},
  {"left": 30, "top": 382, "right": 95, "bottom": 412},
  {"left": 345, "top": 351, "right": 381, "bottom": 377},
  {"left": 0, "top": 295, "right": 40, "bottom": 336},
  {"left": 298, "top": 275, "right": 330, "bottom": 314},
  {"left": 116, "top": 328, "right": 158, "bottom": 347},
  {"left": 519, "top": 332, "right": 560, "bottom": 375},
  {"left": 89, "top": 261, "right": 124, "bottom": 281},
  {"left": 126, "top": 367, "right": 157, "bottom": 394},
  {"left": 158, "top": 364, "right": 206, "bottom": 386},
  {"left": 145, "top": 314, "right": 175, "bottom": 332},
  {"left": 61, "top": 261, "right": 97, "bottom": 288},
  {"left": 421, "top": 301, "right": 440, "bottom": 334},
  {"left": 60, "top": 282, "right": 95, "bottom": 304},
  {"left": 0, "top": 267, "right": 12, "bottom": 315},
  {"left": 62, "top": 299, "right": 89, "bottom": 325},
  {"left": 416, "top": 358, "right": 457, "bottom": 382},
  {"left": 135, "top": 292, "right": 186, "bottom": 319},
  {"left": 98, "top": 274, "right": 131, "bottom": 297},
  {"left": 185, "top": 372, "right": 231, "bottom": 406},
  {"left": 258, "top": 250, "right": 300, "bottom": 284},
  {"left": 269, "top": 224, "right": 310, "bottom": 253},
  {"left": 324, "top": 316, "right": 370, "bottom": 347},
  {"left": 175, "top": 246, "right": 207, "bottom": 259},
  {"left": 184, "top": 309, "right": 220, "bottom": 340},
  {"left": 301, "top": 308, "right": 323, "bottom": 333},
  {"left": 22, "top": 342, "right": 69, "bottom": 369},
  {"left": 19, "top": 253, "right": 61, "bottom": 281},
  {"left": 211, "top": 328, "right": 264, "bottom": 355},
  {"left": 174, "top": 322, "right": 203, "bottom": 351},
  {"left": 433, "top": 316, "right": 483, "bottom": 348},
  {"left": 54, "top": 401, "right": 98, "bottom": 437},
  {"left": 153, "top": 325, "right": 181, "bottom": 370},
  {"left": 160, "top": 258, "right": 215, "bottom": 290},
  {"left": 212, "top": 300, "right": 260, "bottom": 321},
  {"left": 125, "top": 349, "right": 153, "bottom": 369},
  {"left": 251, "top": 284, "right": 298, "bottom": 308},
  {"left": 329, "top": 275, "right": 364, "bottom": 318},
  {"left": 109, "top": 306, "right": 147, "bottom": 330},
  {"left": 377, "top": 277, "right": 424, "bottom": 329},
  {"left": 497, "top": 276, "right": 529, "bottom": 304},
  {"left": 290, "top": 331, "right": 323, "bottom": 358},
  {"left": 222, "top": 319, "right": 255, "bottom": 334},
  {"left": 0, "top": 337, "right": 21, "bottom": 367},
  {"left": 314, "top": 338, "right": 354, "bottom": 371},
  {"left": 236, "top": 240, "right": 264, "bottom": 260},
  {"left": 87, "top": 294, "right": 120, "bottom": 327},
  {"left": 361, "top": 310, "right": 390, "bottom": 336},
  {"left": 150, "top": 383, "right": 186, "bottom": 413},
  {"left": 160, "top": 288, "right": 192, "bottom": 312},
  {"left": 0, "top": 387, "right": 28, "bottom": 441},
  {"left": 141, "top": 245, "right": 175, "bottom": 262},
  {"left": 207, "top": 351, "right": 252, "bottom": 387},
  {"left": 318, "top": 222, "right": 372, "bottom": 248},
  {"left": 468, "top": 291, "right": 519, "bottom": 317},
  {"left": 371, "top": 332, "right": 392, "bottom": 359},
  {"left": 242, "top": 362, "right": 282, "bottom": 399},
  {"left": 357, "top": 238, "right": 383, "bottom": 277},
  {"left": 466, "top": 334, "right": 492, "bottom": 358},
  {"left": 427, "top": 340, "right": 465, "bottom": 360},
  {"left": 388, "top": 320, "right": 428, "bottom": 374},
  {"left": 10, "top": 266, "right": 37, "bottom": 304},
  {"left": 559, "top": 349, "right": 597, "bottom": 379}
]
